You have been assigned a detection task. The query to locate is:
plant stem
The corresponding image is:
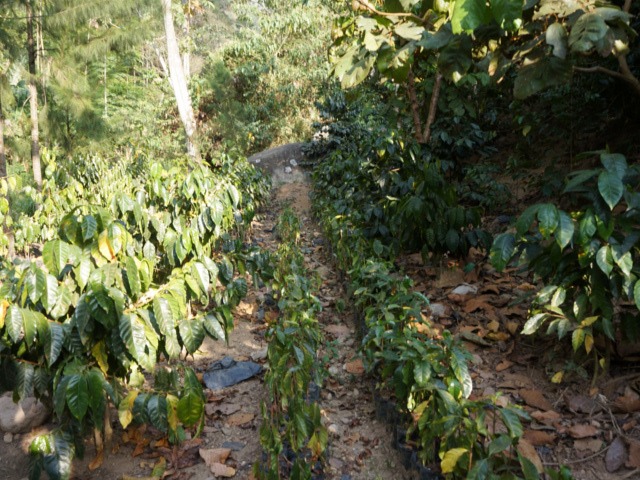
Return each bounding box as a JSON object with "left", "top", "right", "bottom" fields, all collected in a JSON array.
[
  {"left": 422, "top": 72, "right": 443, "bottom": 143},
  {"left": 407, "top": 69, "right": 424, "bottom": 143}
]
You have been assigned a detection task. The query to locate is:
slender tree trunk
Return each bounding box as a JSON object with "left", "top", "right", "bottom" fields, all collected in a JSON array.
[
  {"left": 26, "top": 0, "right": 42, "bottom": 189},
  {"left": 406, "top": 69, "right": 424, "bottom": 143},
  {"left": 422, "top": 72, "right": 443, "bottom": 144},
  {"left": 161, "top": 0, "right": 199, "bottom": 160},
  {"left": 0, "top": 95, "right": 6, "bottom": 179},
  {"left": 0, "top": 93, "right": 13, "bottom": 260}
]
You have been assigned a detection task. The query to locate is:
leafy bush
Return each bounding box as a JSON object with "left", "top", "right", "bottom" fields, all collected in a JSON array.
[
  {"left": 257, "top": 208, "right": 327, "bottom": 479},
  {"left": 491, "top": 152, "right": 640, "bottom": 372},
  {"left": 0, "top": 154, "right": 271, "bottom": 479},
  {"left": 311, "top": 90, "right": 490, "bottom": 258}
]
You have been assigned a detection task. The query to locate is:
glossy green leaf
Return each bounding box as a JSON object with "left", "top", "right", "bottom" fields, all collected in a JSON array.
[
  {"left": 66, "top": 374, "right": 89, "bottom": 420},
  {"left": 451, "top": 0, "right": 491, "bottom": 33},
  {"left": 596, "top": 246, "right": 614, "bottom": 276},
  {"left": 490, "top": 233, "right": 515, "bottom": 272},
  {"left": 178, "top": 317, "right": 205, "bottom": 354},
  {"left": 516, "top": 204, "right": 540, "bottom": 235},
  {"left": 601, "top": 153, "right": 627, "bottom": 179},
  {"left": 42, "top": 274, "right": 59, "bottom": 313},
  {"left": 81, "top": 215, "right": 98, "bottom": 241},
  {"left": 598, "top": 170, "right": 624, "bottom": 210},
  {"left": 203, "top": 313, "right": 225, "bottom": 340},
  {"left": 556, "top": 211, "right": 574, "bottom": 249},
  {"left": 612, "top": 245, "right": 633, "bottom": 277},
  {"left": 22, "top": 309, "right": 39, "bottom": 347},
  {"left": 488, "top": 434, "right": 512, "bottom": 456},
  {"left": 147, "top": 396, "right": 168, "bottom": 431},
  {"left": 153, "top": 297, "right": 180, "bottom": 359},
  {"left": 119, "top": 313, "right": 147, "bottom": 364},
  {"left": 634, "top": 280, "right": 640, "bottom": 310},
  {"left": 537, "top": 204, "right": 559, "bottom": 238},
  {"left": 43, "top": 240, "right": 71, "bottom": 278},
  {"left": 522, "top": 313, "right": 548, "bottom": 335},
  {"left": 6, "top": 305, "right": 23, "bottom": 343},
  {"left": 451, "top": 347, "right": 472, "bottom": 398},
  {"left": 124, "top": 257, "right": 141, "bottom": 299}
]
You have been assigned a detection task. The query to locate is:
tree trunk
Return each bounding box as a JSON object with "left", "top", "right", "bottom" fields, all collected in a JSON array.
[
  {"left": 161, "top": 0, "right": 199, "bottom": 160},
  {"left": 26, "top": 0, "right": 42, "bottom": 189},
  {"left": 0, "top": 95, "right": 6, "bottom": 179}
]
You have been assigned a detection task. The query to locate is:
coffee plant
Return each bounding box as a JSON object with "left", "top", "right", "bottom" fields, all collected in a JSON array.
[
  {"left": 257, "top": 208, "right": 327, "bottom": 479},
  {"left": 0, "top": 153, "right": 271, "bottom": 480},
  {"left": 313, "top": 134, "right": 572, "bottom": 478},
  {"left": 491, "top": 152, "right": 640, "bottom": 376}
]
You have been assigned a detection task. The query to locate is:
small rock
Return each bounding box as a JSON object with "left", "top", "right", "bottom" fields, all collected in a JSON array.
[
  {"left": 352, "top": 389, "right": 360, "bottom": 397},
  {"left": 254, "top": 158, "right": 261, "bottom": 164},
  {"left": 284, "top": 167, "right": 292, "bottom": 174},
  {"left": 328, "top": 424, "right": 342, "bottom": 436},
  {"left": 428, "top": 303, "right": 448, "bottom": 318},
  {"left": 289, "top": 159, "right": 298, "bottom": 167},
  {"left": 328, "top": 366, "right": 340, "bottom": 377},
  {"left": 451, "top": 284, "right": 478, "bottom": 295},
  {"left": 4, "top": 432, "right": 13, "bottom": 443},
  {"left": 0, "top": 396, "right": 50, "bottom": 433},
  {"left": 250, "top": 347, "right": 268, "bottom": 362},
  {"left": 222, "top": 441, "right": 246, "bottom": 451}
]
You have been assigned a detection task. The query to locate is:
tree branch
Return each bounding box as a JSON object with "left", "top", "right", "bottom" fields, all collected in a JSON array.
[
  {"left": 406, "top": 69, "right": 424, "bottom": 143},
  {"left": 623, "top": 0, "right": 632, "bottom": 13},
  {"left": 574, "top": 55, "right": 640, "bottom": 97},
  {"left": 422, "top": 72, "right": 443, "bottom": 144},
  {"left": 354, "top": 0, "right": 425, "bottom": 24}
]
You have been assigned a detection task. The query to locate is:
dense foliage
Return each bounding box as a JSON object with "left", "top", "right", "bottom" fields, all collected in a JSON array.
[{"left": 0, "top": 152, "right": 271, "bottom": 479}]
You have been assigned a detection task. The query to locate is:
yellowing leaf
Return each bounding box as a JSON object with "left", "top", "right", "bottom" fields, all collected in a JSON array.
[
  {"left": 166, "top": 394, "right": 179, "bottom": 431},
  {"left": 118, "top": 391, "right": 139, "bottom": 429},
  {"left": 441, "top": 448, "right": 468, "bottom": 473},
  {"left": 584, "top": 334, "right": 594, "bottom": 354},
  {"left": 0, "top": 300, "right": 9, "bottom": 329},
  {"left": 91, "top": 341, "right": 109, "bottom": 374},
  {"left": 98, "top": 231, "right": 115, "bottom": 261},
  {"left": 551, "top": 371, "right": 564, "bottom": 383}
]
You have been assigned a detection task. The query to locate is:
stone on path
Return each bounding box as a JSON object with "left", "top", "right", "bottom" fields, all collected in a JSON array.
[{"left": 0, "top": 395, "right": 50, "bottom": 433}]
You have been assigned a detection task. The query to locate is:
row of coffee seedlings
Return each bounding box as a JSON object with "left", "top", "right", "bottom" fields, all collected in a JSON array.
[{"left": 256, "top": 208, "right": 328, "bottom": 480}]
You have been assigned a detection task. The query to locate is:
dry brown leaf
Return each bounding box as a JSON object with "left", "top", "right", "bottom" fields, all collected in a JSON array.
[
  {"left": 530, "top": 410, "right": 561, "bottom": 426},
  {"left": 517, "top": 439, "right": 543, "bottom": 473},
  {"left": 605, "top": 437, "right": 627, "bottom": 473},
  {"left": 209, "top": 462, "right": 236, "bottom": 477},
  {"left": 464, "top": 296, "right": 495, "bottom": 313},
  {"left": 503, "top": 307, "right": 527, "bottom": 317},
  {"left": 132, "top": 438, "right": 150, "bottom": 457},
  {"left": 613, "top": 390, "right": 640, "bottom": 413},
  {"left": 344, "top": 358, "right": 365, "bottom": 375},
  {"left": 565, "top": 394, "right": 600, "bottom": 414},
  {"left": 88, "top": 451, "right": 104, "bottom": 471},
  {"left": 567, "top": 424, "right": 599, "bottom": 439},
  {"left": 481, "top": 285, "right": 500, "bottom": 295},
  {"left": 523, "top": 430, "right": 556, "bottom": 446},
  {"left": 199, "top": 448, "right": 231, "bottom": 466},
  {"left": 625, "top": 440, "right": 640, "bottom": 468},
  {"left": 487, "top": 319, "right": 500, "bottom": 332},
  {"left": 520, "top": 389, "right": 554, "bottom": 411},
  {"left": 227, "top": 412, "right": 255, "bottom": 426},
  {"left": 486, "top": 331, "right": 510, "bottom": 342},
  {"left": 506, "top": 321, "right": 520, "bottom": 335},
  {"left": 574, "top": 438, "right": 603, "bottom": 453},
  {"left": 496, "top": 360, "right": 514, "bottom": 372}
]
